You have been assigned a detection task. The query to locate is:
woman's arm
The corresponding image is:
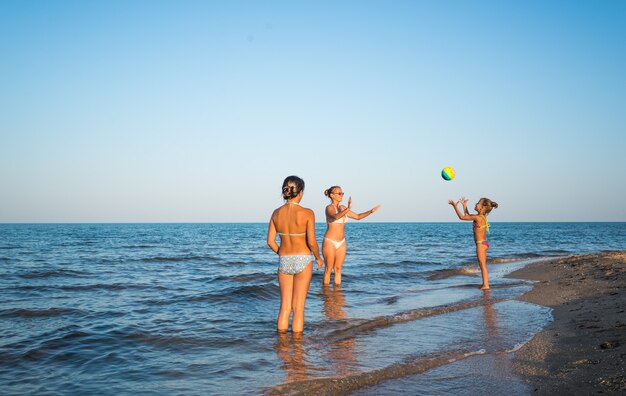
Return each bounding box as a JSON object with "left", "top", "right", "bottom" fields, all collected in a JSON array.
[
  {"left": 305, "top": 209, "right": 324, "bottom": 269},
  {"left": 460, "top": 197, "right": 470, "bottom": 216},
  {"left": 348, "top": 204, "right": 381, "bottom": 220},
  {"left": 266, "top": 217, "right": 279, "bottom": 254},
  {"left": 448, "top": 200, "right": 476, "bottom": 221},
  {"left": 326, "top": 198, "right": 353, "bottom": 221}
]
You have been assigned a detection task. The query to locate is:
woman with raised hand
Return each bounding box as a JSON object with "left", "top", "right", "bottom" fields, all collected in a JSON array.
[{"left": 322, "top": 185, "right": 381, "bottom": 285}]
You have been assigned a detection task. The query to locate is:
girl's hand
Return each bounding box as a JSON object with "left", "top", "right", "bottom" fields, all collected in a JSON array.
[
  {"left": 371, "top": 204, "right": 381, "bottom": 213},
  {"left": 460, "top": 197, "right": 468, "bottom": 206},
  {"left": 348, "top": 197, "right": 353, "bottom": 209},
  {"left": 448, "top": 199, "right": 458, "bottom": 206},
  {"left": 316, "top": 258, "right": 324, "bottom": 270}
]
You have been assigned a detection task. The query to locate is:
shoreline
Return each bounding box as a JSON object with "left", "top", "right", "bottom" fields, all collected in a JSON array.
[{"left": 508, "top": 251, "right": 626, "bottom": 394}]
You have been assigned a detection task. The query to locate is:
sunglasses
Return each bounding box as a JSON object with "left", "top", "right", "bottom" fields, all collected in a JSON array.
[{"left": 332, "top": 192, "right": 345, "bottom": 196}]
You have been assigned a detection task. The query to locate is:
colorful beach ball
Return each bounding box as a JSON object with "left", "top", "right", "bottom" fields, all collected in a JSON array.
[{"left": 441, "top": 167, "right": 455, "bottom": 181}]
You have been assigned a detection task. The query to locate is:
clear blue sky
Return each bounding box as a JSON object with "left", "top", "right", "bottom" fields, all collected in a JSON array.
[{"left": 1, "top": 1, "right": 625, "bottom": 222}]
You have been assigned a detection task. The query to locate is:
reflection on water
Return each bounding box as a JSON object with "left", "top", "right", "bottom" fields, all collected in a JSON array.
[
  {"left": 482, "top": 290, "right": 513, "bottom": 379},
  {"left": 482, "top": 290, "right": 498, "bottom": 343},
  {"left": 321, "top": 284, "right": 359, "bottom": 377},
  {"left": 274, "top": 285, "right": 361, "bottom": 386},
  {"left": 274, "top": 332, "right": 310, "bottom": 383},
  {"left": 321, "top": 284, "right": 347, "bottom": 321}
]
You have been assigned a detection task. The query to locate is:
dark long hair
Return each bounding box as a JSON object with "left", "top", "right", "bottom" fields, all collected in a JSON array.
[{"left": 282, "top": 176, "right": 305, "bottom": 200}]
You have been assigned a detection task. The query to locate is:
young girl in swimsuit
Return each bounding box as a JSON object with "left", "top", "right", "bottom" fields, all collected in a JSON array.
[
  {"left": 267, "top": 176, "right": 324, "bottom": 333},
  {"left": 322, "top": 185, "right": 381, "bottom": 285},
  {"left": 448, "top": 197, "right": 498, "bottom": 290}
]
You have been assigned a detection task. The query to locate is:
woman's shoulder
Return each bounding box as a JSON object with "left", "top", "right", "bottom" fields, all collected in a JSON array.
[
  {"left": 270, "top": 205, "right": 284, "bottom": 218},
  {"left": 296, "top": 207, "right": 315, "bottom": 221},
  {"left": 301, "top": 206, "right": 315, "bottom": 215}
]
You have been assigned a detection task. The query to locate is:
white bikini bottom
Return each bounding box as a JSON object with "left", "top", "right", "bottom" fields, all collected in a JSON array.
[{"left": 324, "top": 238, "right": 345, "bottom": 250}]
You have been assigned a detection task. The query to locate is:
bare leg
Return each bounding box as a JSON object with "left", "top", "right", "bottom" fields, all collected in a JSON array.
[
  {"left": 277, "top": 271, "right": 294, "bottom": 331},
  {"left": 291, "top": 263, "right": 312, "bottom": 333},
  {"left": 322, "top": 240, "right": 335, "bottom": 285},
  {"left": 333, "top": 244, "right": 347, "bottom": 285},
  {"left": 476, "top": 244, "right": 490, "bottom": 290}
]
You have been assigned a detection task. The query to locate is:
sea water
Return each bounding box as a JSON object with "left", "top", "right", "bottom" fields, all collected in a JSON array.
[{"left": 0, "top": 222, "right": 624, "bottom": 395}]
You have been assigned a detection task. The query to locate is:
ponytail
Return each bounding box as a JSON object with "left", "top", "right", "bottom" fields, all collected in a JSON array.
[{"left": 281, "top": 176, "right": 304, "bottom": 200}]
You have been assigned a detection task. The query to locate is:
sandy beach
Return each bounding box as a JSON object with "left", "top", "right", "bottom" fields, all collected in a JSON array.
[{"left": 509, "top": 251, "right": 626, "bottom": 394}]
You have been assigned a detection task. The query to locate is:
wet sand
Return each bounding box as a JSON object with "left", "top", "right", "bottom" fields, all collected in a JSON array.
[{"left": 509, "top": 251, "right": 626, "bottom": 394}]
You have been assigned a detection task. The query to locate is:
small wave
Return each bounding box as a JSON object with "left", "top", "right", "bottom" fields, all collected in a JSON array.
[
  {"left": 540, "top": 249, "right": 570, "bottom": 255},
  {"left": 378, "top": 296, "right": 399, "bottom": 305},
  {"left": 3, "top": 327, "right": 118, "bottom": 366},
  {"left": 0, "top": 307, "right": 85, "bottom": 318},
  {"left": 18, "top": 269, "right": 90, "bottom": 279},
  {"left": 19, "top": 330, "right": 92, "bottom": 361},
  {"left": 505, "top": 341, "right": 529, "bottom": 353},
  {"left": 510, "top": 252, "right": 550, "bottom": 259},
  {"left": 61, "top": 283, "right": 169, "bottom": 292},
  {"left": 220, "top": 283, "right": 280, "bottom": 301},
  {"left": 489, "top": 255, "right": 567, "bottom": 266},
  {"left": 351, "top": 271, "right": 430, "bottom": 282},
  {"left": 489, "top": 257, "right": 524, "bottom": 264},
  {"left": 379, "top": 260, "right": 434, "bottom": 267},
  {"left": 155, "top": 370, "right": 187, "bottom": 378},
  {"left": 147, "top": 283, "right": 279, "bottom": 305},
  {"left": 426, "top": 267, "right": 479, "bottom": 280},
  {"left": 122, "top": 245, "right": 156, "bottom": 249},
  {"left": 212, "top": 272, "right": 274, "bottom": 283},
  {"left": 119, "top": 330, "right": 246, "bottom": 350},
  {"left": 140, "top": 255, "right": 220, "bottom": 263},
  {"left": 222, "top": 260, "right": 251, "bottom": 266},
  {"left": 13, "top": 283, "right": 169, "bottom": 293},
  {"left": 322, "top": 297, "right": 504, "bottom": 344},
  {"left": 264, "top": 349, "right": 484, "bottom": 395},
  {"left": 3, "top": 327, "right": 245, "bottom": 366}
]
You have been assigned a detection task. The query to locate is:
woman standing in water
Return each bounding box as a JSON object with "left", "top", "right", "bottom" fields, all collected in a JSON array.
[
  {"left": 267, "top": 176, "right": 323, "bottom": 333},
  {"left": 322, "top": 185, "right": 381, "bottom": 285}
]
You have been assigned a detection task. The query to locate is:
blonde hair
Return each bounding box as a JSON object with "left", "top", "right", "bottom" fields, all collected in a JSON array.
[
  {"left": 479, "top": 198, "right": 499, "bottom": 215},
  {"left": 324, "top": 186, "right": 341, "bottom": 199}
]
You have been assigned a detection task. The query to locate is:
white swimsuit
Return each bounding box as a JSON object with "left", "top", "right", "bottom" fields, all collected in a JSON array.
[
  {"left": 324, "top": 237, "right": 345, "bottom": 249},
  {"left": 325, "top": 206, "right": 347, "bottom": 249},
  {"left": 330, "top": 216, "right": 347, "bottom": 224}
]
